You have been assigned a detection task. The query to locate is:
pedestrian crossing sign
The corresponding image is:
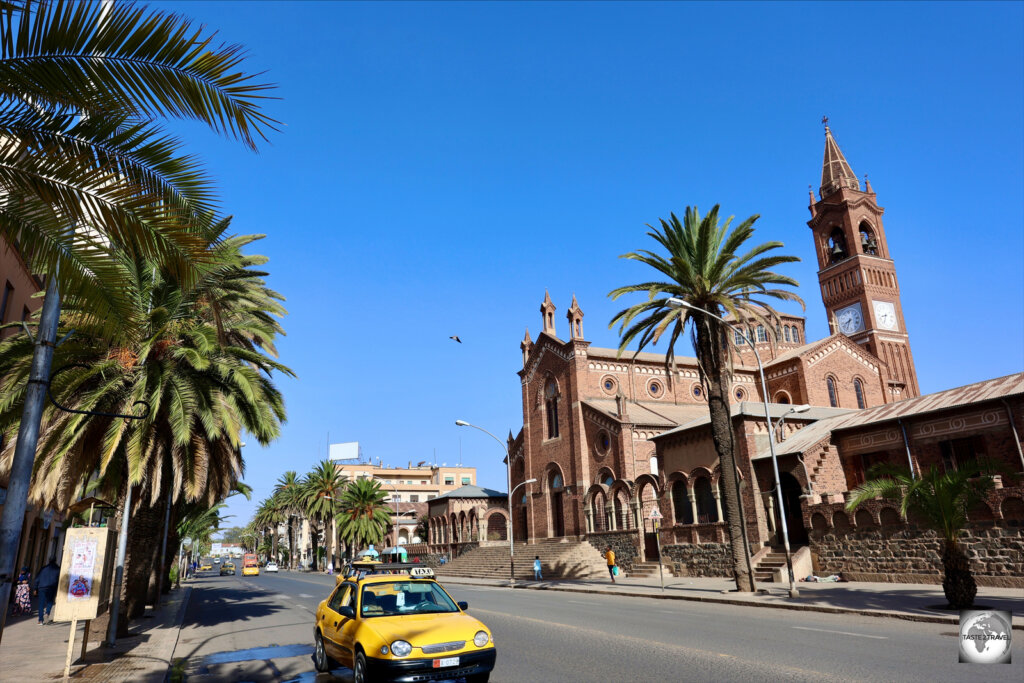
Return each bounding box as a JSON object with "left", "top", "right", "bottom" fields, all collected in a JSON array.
[{"left": 648, "top": 508, "right": 663, "bottom": 520}]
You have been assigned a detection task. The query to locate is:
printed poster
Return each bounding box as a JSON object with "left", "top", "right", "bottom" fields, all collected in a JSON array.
[{"left": 67, "top": 538, "right": 98, "bottom": 602}]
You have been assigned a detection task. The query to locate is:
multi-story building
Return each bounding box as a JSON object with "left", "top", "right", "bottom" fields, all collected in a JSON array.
[{"left": 334, "top": 462, "right": 477, "bottom": 546}]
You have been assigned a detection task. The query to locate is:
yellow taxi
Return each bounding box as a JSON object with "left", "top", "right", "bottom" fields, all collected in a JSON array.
[
  {"left": 219, "top": 561, "right": 236, "bottom": 576},
  {"left": 314, "top": 564, "right": 496, "bottom": 682},
  {"left": 199, "top": 563, "right": 213, "bottom": 572}
]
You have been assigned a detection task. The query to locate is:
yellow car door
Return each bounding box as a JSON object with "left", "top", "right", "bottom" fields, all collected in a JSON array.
[
  {"left": 319, "top": 583, "right": 352, "bottom": 661},
  {"left": 336, "top": 584, "right": 361, "bottom": 667}
]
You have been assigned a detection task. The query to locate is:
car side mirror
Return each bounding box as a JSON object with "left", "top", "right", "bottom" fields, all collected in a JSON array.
[
  {"left": 338, "top": 605, "right": 355, "bottom": 619},
  {"left": 457, "top": 601, "right": 469, "bottom": 610}
]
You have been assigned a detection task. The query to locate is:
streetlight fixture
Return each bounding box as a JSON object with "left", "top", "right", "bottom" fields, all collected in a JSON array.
[
  {"left": 666, "top": 298, "right": 800, "bottom": 598},
  {"left": 456, "top": 420, "right": 534, "bottom": 586}
]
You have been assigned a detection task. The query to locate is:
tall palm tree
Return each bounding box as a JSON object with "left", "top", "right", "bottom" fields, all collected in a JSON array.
[
  {"left": 336, "top": 478, "right": 391, "bottom": 556},
  {"left": 609, "top": 205, "right": 802, "bottom": 592},
  {"left": 275, "top": 472, "right": 303, "bottom": 569},
  {"left": 0, "top": 237, "right": 291, "bottom": 625},
  {"left": 301, "top": 460, "right": 347, "bottom": 570},
  {"left": 846, "top": 462, "right": 994, "bottom": 609},
  {"left": 253, "top": 495, "right": 286, "bottom": 563},
  {"left": 0, "top": 0, "right": 279, "bottom": 622}
]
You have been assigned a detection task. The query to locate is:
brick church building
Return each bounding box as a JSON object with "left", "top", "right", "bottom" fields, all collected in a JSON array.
[{"left": 506, "top": 126, "right": 1024, "bottom": 585}]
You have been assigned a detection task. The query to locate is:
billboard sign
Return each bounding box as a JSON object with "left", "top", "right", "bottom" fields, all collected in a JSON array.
[{"left": 329, "top": 441, "right": 361, "bottom": 461}]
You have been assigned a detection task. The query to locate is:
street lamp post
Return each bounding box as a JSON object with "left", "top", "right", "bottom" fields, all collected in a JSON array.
[
  {"left": 383, "top": 482, "right": 404, "bottom": 552},
  {"left": 666, "top": 298, "right": 800, "bottom": 598},
  {"left": 456, "top": 420, "right": 534, "bottom": 587}
]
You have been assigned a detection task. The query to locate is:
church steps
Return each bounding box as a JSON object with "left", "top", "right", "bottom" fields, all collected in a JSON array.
[{"left": 437, "top": 539, "right": 610, "bottom": 580}]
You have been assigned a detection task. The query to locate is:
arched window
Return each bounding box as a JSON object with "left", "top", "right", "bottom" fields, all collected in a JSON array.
[
  {"left": 827, "top": 377, "right": 839, "bottom": 407},
  {"left": 671, "top": 480, "right": 693, "bottom": 524},
  {"left": 649, "top": 456, "right": 658, "bottom": 475},
  {"left": 792, "top": 327, "right": 800, "bottom": 343},
  {"left": 694, "top": 478, "right": 718, "bottom": 523},
  {"left": 545, "top": 379, "right": 560, "bottom": 438},
  {"left": 859, "top": 222, "right": 878, "bottom": 256},
  {"left": 756, "top": 325, "right": 766, "bottom": 342},
  {"left": 854, "top": 378, "right": 866, "bottom": 409},
  {"left": 784, "top": 325, "right": 791, "bottom": 342},
  {"left": 551, "top": 472, "right": 563, "bottom": 489},
  {"left": 734, "top": 328, "right": 745, "bottom": 345}
]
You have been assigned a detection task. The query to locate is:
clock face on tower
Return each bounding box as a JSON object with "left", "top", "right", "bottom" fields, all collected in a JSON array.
[
  {"left": 836, "top": 303, "right": 864, "bottom": 335},
  {"left": 873, "top": 300, "right": 898, "bottom": 330}
]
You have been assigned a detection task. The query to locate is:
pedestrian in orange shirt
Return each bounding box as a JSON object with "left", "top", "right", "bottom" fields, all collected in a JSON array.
[{"left": 603, "top": 546, "right": 616, "bottom": 583}]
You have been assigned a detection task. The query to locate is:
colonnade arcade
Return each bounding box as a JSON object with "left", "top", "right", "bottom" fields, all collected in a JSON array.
[
  {"left": 582, "top": 465, "right": 734, "bottom": 541},
  {"left": 427, "top": 507, "right": 509, "bottom": 546}
]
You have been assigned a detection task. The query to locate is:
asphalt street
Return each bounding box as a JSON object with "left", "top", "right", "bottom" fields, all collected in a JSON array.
[{"left": 171, "top": 567, "right": 1023, "bottom": 682}]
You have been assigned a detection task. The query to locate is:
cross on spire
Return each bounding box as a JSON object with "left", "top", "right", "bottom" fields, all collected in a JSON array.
[{"left": 822, "top": 115, "right": 829, "bottom": 127}]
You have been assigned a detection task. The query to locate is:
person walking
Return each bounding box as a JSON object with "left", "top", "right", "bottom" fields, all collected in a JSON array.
[
  {"left": 533, "top": 556, "right": 542, "bottom": 581},
  {"left": 603, "top": 546, "right": 617, "bottom": 584},
  {"left": 34, "top": 559, "right": 59, "bottom": 625},
  {"left": 11, "top": 566, "right": 32, "bottom": 616}
]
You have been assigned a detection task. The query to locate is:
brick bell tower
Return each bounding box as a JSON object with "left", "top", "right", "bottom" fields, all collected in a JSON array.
[{"left": 807, "top": 121, "right": 920, "bottom": 400}]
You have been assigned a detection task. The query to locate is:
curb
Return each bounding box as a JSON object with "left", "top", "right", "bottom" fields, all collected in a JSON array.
[
  {"left": 438, "top": 577, "right": 1024, "bottom": 631},
  {"left": 162, "top": 586, "right": 193, "bottom": 683}
]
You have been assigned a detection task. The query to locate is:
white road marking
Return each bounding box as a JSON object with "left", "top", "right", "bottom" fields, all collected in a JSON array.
[
  {"left": 568, "top": 600, "right": 591, "bottom": 605},
  {"left": 791, "top": 626, "right": 887, "bottom": 640},
  {"left": 298, "top": 593, "right": 314, "bottom": 598}
]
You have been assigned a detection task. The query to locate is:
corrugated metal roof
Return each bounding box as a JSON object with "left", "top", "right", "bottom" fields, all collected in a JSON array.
[
  {"left": 653, "top": 403, "right": 852, "bottom": 441},
  {"left": 429, "top": 485, "right": 506, "bottom": 501},
  {"left": 751, "top": 372, "right": 1024, "bottom": 460},
  {"left": 586, "top": 346, "right": 700, "bottom": 366},
  {"left": 584, "top": 399, "right": 708, "bottom": 427},
  {"left": 825, "top": 372, "right": 1024, "bottom": 432}
]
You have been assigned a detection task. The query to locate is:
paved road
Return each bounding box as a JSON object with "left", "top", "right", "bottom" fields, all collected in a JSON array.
[{"left": 172, "top": 569, "right": 1023, "bottom": 682}]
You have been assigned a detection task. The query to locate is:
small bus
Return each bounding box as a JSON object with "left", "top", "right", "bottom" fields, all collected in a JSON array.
[{"left": 242, "top": 552, "right": 260, "bottom": 576}]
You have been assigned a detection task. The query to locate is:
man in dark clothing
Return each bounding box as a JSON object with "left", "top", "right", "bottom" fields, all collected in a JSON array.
[{"left": 34, "top": 560, "right": 60, "bottom": 624}]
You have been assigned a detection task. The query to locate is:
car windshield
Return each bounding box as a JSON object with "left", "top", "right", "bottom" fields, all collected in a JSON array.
[{"left": 360, "top": 581, "right": 459, "bottom": 618}]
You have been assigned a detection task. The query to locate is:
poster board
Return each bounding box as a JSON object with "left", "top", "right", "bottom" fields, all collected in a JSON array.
[{"left": 53, "top": 526, "right": 116, "bottom": 622}]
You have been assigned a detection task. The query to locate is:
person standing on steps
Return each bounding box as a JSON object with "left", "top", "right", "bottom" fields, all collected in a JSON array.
[
  {"left": 533, "top": 556, "right": 542, "bottom": 581},
  {"left": 603, "top": 546, "right": 617, "bottom": 583}
]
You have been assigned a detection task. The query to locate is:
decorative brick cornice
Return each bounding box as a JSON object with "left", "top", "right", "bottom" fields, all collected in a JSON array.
[{"left": 525, "top": 340, "right": 575, "bottom": 383}]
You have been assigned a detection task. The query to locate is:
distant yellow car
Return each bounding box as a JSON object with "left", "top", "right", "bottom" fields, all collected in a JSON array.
[
  {"left": 199, "top": 563, "right": 213, "bottom": 571},
  {"left": 220, "top": 562, "right": 235, "bottom": 576},
  {"left": 314, "top": 564, "right": 495, "bottom": 682}
]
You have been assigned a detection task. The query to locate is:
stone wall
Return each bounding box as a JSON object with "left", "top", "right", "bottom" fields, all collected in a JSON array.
[
  {"left": 588, "top": 530, "right": 639, "bottom": 572},
  {"left": 661, "top": 542, "right": 732, "bottom": 578},
  {"left": 812, "top": 524, "right": 1024, "bottom": 588}
]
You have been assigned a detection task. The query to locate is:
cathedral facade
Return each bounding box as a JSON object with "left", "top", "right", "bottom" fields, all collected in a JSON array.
[{"left": 507, "top": 127, "right": 1024, "bottom": 584}]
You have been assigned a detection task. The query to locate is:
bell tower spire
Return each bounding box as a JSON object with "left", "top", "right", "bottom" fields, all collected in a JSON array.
[
  {"left": 820, "top": 120, "right": 860, "bottom": 198},
  {"left": 807, "top": 123, "right": 919, "bottom": 401}
]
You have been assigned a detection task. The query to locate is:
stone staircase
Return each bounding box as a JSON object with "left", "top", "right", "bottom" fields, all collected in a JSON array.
[
  {"left": 437, "top": 538, "right": 609, "bottom": 580},
  {"left": 752, "top": 548, "right": 788, "bottom": 582},
  {"left": 628, "top": 561, "right": 676, "bottom": 578}
]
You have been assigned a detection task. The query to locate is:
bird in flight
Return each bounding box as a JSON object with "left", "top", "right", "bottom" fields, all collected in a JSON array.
[{"left": 449, "top": 335, "right": 462, "bottom": 343}]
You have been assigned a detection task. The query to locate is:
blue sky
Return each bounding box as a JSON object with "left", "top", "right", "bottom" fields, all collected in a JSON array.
[{"left": 156, "top": 2, "right": 1024, "bottom": 531}]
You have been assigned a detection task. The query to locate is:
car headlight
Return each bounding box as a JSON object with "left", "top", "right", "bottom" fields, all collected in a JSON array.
[
  {"left": 474, "top": 630, "right": 490, "bottom": 647},
  {"left": 391, "top": 640, "right": 412, "bottom": 657}
]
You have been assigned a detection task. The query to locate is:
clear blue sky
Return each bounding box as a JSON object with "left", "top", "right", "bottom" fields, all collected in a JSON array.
[{"left": 155, "top": 1, "right": 1024, "bottom": 531}]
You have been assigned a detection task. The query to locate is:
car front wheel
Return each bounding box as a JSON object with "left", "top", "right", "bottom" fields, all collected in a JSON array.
[{"left": 353, "top": 649, "right": 368, "bottom": 683}]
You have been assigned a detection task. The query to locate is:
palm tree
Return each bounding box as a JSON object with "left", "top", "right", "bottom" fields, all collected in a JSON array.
[
  {"left": 253, "top": 496, "right": 286, "bottom": 563},
  {"left": 275, "top": 472, "right": 304, "bottom": 569},
  {"left": 0, "top": 0, "right": 279, "bottom": 622},
  {"left": 0, "top": 237, "right": 291, "bottom": 626},
  {"left": 336, "top": 478, "right": 391, "bottom": 557},
  {"left": 609, "top": 205, "right": 802, "bottom": 592},
  {"left": 846, "top": 462, "right": 995, "bottom": 609},
  {"left": 301, "top": 460, "right": 347, "bottom": 571}
]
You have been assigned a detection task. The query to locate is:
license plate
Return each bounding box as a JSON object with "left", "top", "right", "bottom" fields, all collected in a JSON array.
[{"left": 432, "top": 657, "right": 459, "bottom": 668}]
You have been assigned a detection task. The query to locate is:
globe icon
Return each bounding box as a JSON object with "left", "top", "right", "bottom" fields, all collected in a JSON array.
[{"left": 959, "top": 610, "right": 1012, "bottom": 664}]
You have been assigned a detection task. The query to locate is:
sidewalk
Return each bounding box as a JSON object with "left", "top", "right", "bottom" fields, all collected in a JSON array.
[
  {"left": 0, "top": 584, "right": 192, "bottom": 681},
  {"left": 436, "top": 573, "right": 1024, "bottom": 629}
]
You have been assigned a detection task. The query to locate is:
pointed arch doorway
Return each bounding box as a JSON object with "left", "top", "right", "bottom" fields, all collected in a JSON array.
[{"left": 548, "top": 469, "right": 565, "bottom": 537}]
